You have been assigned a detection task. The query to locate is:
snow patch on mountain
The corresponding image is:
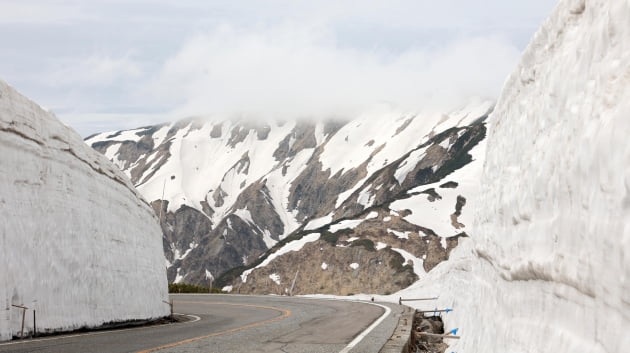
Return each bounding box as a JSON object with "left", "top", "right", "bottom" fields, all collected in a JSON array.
[
  {"left": 304, "top": 214, "right": 334, "bottom": 231},
  {"left": 388, "top": 229, "right": 410, "bottom": 239},
  {"left": 269, "top": 273, "right": 281, "bottom": 285},
  {"left": 391, "top": 248, "right": 427, "bottom": 277},
  {"left": 329, "top": 219, "right": 364, "bottom": 233}
]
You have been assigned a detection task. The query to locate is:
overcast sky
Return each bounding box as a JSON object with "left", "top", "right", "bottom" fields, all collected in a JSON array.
[{"left": 0, "top": 0, "right": 558, "bottom": 136}]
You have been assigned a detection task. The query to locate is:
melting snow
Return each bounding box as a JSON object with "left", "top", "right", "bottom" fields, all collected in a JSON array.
[
  {"left": 269, "top": 273, "right": 281, "bottom": 285},
  {"left": 349, "top": 263, "right": 359, "bottom": 270},
  {"left": 365, "top": 211, "right": 378, "bottom": 219},
  {"left": 174, "top": 268, "right": 184, "bottom": 284},
  {"left": 394, "top": 147, "right": 428, "bottom": 184},
  {"left": 329, "top": 219, "right": 364, "bottom": 233},
  {"left": 391, "top": 248, "right": 426, "bottom": 276},
  {"left": 357, "top": 188, "right": 374, "bottom": 207},
  {"left": 304, "top": 214, "right": 333, "bottom": 231},
  {"left": 233, "top": 208, "right": 255, "bottom": 225},
  {"left": 388, "top": 229, "right": 410, "bottom": 239},
  {"left": 261, "top": 230, "right": 276, "bottom": 249},
  {"left": 440, "top": 237, "right": 447, "bottom": 249}
]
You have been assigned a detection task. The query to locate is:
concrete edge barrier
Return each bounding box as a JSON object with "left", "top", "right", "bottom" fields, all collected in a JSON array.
[{"left": 379, "top": 305, "right": 414, "bottom": 353}]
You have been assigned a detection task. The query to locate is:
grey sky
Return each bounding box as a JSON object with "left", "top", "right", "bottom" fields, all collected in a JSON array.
[{"left": 0, "top": 0, "right": 558, "bottom": 136}]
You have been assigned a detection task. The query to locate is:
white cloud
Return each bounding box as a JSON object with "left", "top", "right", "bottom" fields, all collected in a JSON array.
[
  {"left": 146, "top": 24, "right": 520, "bottom": 119},
  {"left": 0, "top": 1, "right": 557, "bottom": 135},
  {"left": 44, "top": 55, "right": 143, "bottom": 87},
  {"left": 0, "top": 1, "right": 90, "bottom": 24}
]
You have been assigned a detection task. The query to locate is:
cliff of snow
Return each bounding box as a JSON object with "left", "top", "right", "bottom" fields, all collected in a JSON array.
[
  {"left": 397, "top": 0, "right": 630, "bottom": 352},
  {"left": 0, "top": 80, "right": 169, "bottom": 341}
]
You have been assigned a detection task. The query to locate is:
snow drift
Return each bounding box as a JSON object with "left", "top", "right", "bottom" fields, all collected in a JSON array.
[
  {"left": 0, "top": 80, "right": 169, "bottom": 341},
  {"left": 396, "top": 0, "right": 630, "bottom": 352}
]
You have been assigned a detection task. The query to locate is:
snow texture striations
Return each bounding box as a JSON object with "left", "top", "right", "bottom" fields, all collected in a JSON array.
[
  {"left": 397, "top": 0, "right": 630, "bottom": 352},
  {"left": 0, "top": 80, "right": 169, "bottom": 341}
]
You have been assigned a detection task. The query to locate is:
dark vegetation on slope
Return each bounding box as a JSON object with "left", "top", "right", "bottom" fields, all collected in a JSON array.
[{"left": 168, "top": 283, "right": 225, "bottom": 293}]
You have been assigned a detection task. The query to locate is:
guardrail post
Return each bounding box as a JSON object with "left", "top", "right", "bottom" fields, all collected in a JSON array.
[
  {"left": 162, "top": 300, "right": 173, "bottom": 319},
  {"left": 20, "top": 308, "right": 25, "bottom": 339},
  {"left": 11, "top": 305, "right": 28, "bottom": 339}
]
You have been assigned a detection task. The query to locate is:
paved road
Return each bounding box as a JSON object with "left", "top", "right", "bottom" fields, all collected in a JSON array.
[{"left": 0, "top": 295, "right": 402, "bottom": 353}]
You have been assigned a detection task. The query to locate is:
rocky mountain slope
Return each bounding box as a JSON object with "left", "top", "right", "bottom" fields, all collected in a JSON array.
[
  {"left": 0, "top": 80, "right": 168, "bottom": 341},
  {"left": 394, "top": 0, "right": 630, "bottom": 352},
  {"left": 86, "top": 100, "right": 493, "bottom": 294}
]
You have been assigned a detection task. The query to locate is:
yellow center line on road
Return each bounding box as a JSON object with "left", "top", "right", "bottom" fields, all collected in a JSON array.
[{"left": 137, "top": 301, "right": 292, "bottom": 353}]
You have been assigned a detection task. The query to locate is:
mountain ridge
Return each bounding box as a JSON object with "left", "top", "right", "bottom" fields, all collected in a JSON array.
[{"left": 86, "top": 100, "right": 493, "bottom": 293}]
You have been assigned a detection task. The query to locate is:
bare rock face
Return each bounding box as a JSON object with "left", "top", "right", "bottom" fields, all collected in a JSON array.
[
  {"left": 229, "top": 205, "right": 465, "bottom": 295},
  {"left": 238, "top": 240, "right": 418, "bottom": 295},
  {"left": 86, "top": 102, "right": 492, "bottom": 293}
]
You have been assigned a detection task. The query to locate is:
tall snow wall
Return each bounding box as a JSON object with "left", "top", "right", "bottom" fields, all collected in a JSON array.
[
  {"left": 0, "top": 80, "right": 169, "bottom": 341},
  {"left": 397, "top": 0, "right": 630, "bottom": 352}
]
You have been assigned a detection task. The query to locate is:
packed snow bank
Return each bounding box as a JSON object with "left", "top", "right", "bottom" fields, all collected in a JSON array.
[
  {"left": 397, "top": 1, "right": 630, "bottom": 352},
  {"left": 0, "top": 80, "right": 169, "bottom": 341}
]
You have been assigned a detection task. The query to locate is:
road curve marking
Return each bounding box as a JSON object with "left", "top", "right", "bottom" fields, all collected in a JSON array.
[
  {"left": 136, "top": 301, "right": 291, "bottom": 353},
  {"left": 338, "top": 302, "right": 392, "bottom": 353},
  {"left": 176, "top": 313, "right": 201, "bottom": 323}
]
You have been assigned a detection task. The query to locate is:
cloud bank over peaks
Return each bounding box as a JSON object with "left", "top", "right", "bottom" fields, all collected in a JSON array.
[{"left": 147, "top": 24, "right": 519, "bottom": 121}]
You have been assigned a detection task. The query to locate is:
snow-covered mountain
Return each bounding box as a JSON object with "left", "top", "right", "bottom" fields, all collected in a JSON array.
[
  {"left": 86, "top": 100, "right": 493, "bottom": 293},
  {"left": 394, "top": 0, "right": 630, "bottom": 352},
  {"left": 0, "top": 80, "right": 169, "bottom": 341}
]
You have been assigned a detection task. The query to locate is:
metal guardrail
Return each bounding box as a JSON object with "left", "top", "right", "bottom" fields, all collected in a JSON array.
[
  {"left": 398, "top": 296, "right": 438, "bottom": 305},
  {"left": 416, "top": 331, "right": 460, "bottom": 340},
  {"left": 416, "top": 308, "right": 452, "bottom": 314},
  {"left": 397, "top": 297, "right": 462, "bottom": 351}
]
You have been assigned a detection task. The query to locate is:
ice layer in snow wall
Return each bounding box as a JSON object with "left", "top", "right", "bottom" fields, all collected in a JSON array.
[{"left": 0, "top": 80, "right": 169, "bottom": 341}]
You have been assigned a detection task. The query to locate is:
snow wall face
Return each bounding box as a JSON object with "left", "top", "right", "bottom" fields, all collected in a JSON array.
[
  {"left": 0, "top": 80, "right": 169, "bottom": 341},
  {"left": 396, "top": 1, "right": 629, "bottom": 352},
  {"left": 474, "top": 0, "right": 630, "bottom": 351}
]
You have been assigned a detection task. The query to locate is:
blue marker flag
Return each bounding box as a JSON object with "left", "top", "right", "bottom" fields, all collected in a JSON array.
[
  {"left": 449, "top": 328, "right": 459, "bottom": 335},
  {"left": 445, "top": 308, "right": 453, "bottom": 313}
]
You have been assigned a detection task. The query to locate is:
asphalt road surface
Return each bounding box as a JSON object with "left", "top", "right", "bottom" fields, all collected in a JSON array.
[{"left": 0, "top": 294, "right": 402, "bottom": 353}]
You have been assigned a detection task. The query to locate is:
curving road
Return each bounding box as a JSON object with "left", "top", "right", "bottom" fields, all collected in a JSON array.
[{"left": 0, "top": 294, "right": 402, "bottom": 353}]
